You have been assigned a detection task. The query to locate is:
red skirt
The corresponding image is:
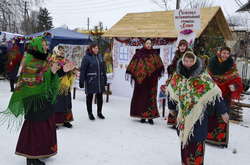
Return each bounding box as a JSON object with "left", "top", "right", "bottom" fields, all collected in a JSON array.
[
  {"left": 167, "top": 112, "right": 177, "bottom": 126},
  {"left": 206, "top": 114, "right": 229, "bottom": 147},
  {"left": 130, "top": 74, "right": 160, "bottom": 119},
  {"left": 15, "top": 115, "right": 57, "bottom": 159},
  {"left": 55, "top": 112, "right": 74, "bottom": 126},
  {"left": 181, "top": 141, "right": 205, "bottom": 165}
]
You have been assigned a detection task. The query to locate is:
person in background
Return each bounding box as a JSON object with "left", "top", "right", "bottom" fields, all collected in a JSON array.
[
  {"left": 0, "top": 42, "right": 8, "bottom": 77},
  {"left": 166, "top": 51, "right": 229, "bottom": 165},
  {"left": 206, "top": 47, "right": 243, "bottom": 148},
  {"left": 79, "top": 43, "right": 107, "bottom": 120},
  {"left": 126, "top": 38, "right": 164, "bottom": 125},
  {"left": 103, "top": 47, "right": 113, "bottom": 73},
  {"left": 6, "top": 41, "right": 23, "bottom": 92},
  {"left": 166, "top": 39, "right": 190, "bottom": 127},
  {"left": 1, "top": 36, "right": 62, "bottom": 165},
  {"left": 50, "top": 45, "right": 76, "bottom": 128}
]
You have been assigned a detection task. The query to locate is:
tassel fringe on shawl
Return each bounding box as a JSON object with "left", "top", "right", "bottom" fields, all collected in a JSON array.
[{"left": 166, "top": 63, "right": 222, "bottom": 148}]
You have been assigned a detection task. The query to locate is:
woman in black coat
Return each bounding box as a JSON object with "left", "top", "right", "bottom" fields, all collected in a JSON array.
[{"left": 79, "top": 43, "right": 107, "bottom": 120}]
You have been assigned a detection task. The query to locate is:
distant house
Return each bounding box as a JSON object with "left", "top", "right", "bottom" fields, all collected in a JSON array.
[
  {"left": 103, "top": 7, "right": 232, "bottom": 97},
  {"left": 237, "top": 1, "right": 250, "bottom": 12}
]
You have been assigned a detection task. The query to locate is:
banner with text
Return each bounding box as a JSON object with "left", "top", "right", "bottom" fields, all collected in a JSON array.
[{"left": 174, "top": 9, "right": 201, "bottom": 31}]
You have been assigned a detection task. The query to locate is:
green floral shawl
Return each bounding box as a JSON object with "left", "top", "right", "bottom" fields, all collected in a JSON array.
[{"left": 1, "top": 37, "right": 59, "bottom": 128}]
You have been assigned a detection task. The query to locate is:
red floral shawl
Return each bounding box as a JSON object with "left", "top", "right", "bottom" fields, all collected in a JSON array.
[
  {"left": 209, "top": 61, "right": 243, "bottom": 102},
  {"left": 126, "top": 48, "right": 164, "bottom": 84}
]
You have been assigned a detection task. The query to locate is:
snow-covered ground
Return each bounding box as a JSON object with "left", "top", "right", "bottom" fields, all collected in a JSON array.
[{"left": 0, "top": 80, "right": 250, "bottom": 165}]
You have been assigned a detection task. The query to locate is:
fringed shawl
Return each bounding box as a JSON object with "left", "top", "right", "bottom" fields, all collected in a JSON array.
[
  {"left": 48, "top": 54, "right": 76, "bottom": 95},
  {"left": 0, "top": 37, "right": 60, "bottom": 129},
  {"left": 126, "top": 48, "right": 164, "bottom": 84},
  {"left": 166, "top": 58, "right": 222, "bottom": 148}
]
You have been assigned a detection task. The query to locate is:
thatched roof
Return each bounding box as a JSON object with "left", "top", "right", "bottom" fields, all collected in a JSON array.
[{"left": 103, "top": 7, "right": 232, "bottom": 40}]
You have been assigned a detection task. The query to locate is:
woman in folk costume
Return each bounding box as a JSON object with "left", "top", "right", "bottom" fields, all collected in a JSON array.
[
  {"left": 126, "top": 38, "right": 164, "bottom": 125},
  {"left": 6, "top": 41, "right": 23, "bottom": 92},
  {"left": 166, "top": 39, "right": 190, "bottom": 126},
  {"left": 49, "top": 45, "right": 76, "bottom": 128},
  {"left": 0, "top": 37, "right": 61, "bottom": 165},
  {"left": 206, "top": 47, "right": 243, "bottom": 148},
  {"left": 166, "top": 51, "right": 229, "bottom": 165}
]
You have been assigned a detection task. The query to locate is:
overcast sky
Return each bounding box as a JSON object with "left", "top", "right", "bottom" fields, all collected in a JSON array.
[{"left": 43, "top": 0, "right": 249, "bottom": 29}]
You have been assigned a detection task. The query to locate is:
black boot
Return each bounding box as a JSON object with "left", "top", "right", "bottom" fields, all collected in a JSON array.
[
  {"left": 96, "top": 93, "right": 104, "bottom": 119},
  {"left": 140, "top": 119, "right": 146, "bottom": 123},
  {"left": 87, "top": 94, "right": 95, "bottom": 120},
  {"left": 88, "top": 113, "right": 95, "bottom": 120},
  {"left": 27, "top": 159, "right": 32, "bottom": 165},
  {"left": 34, "top": 159, "right": 45, "bottom": 165},
  {"left": 63, "top": 122, "right": 73, "bottom": 128},
  {"left": 97, "top": 113, "right": 105, "bottom": 119},
  {"left": 220, "top": 144, "right": 228, "bottom": 148},
  {"left": 27, "top": 159, "right": 45, "bottom": 165},
  {"left": 148, "top": 119, "right": 154, "bottom": 125}
]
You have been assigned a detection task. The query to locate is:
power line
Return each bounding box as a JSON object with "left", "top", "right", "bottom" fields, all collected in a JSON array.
[
  {"left": 48, "top": 0, "right": 145, "bottom": 9},
  {"left": 50, "top": 2, "right": 142, "bottom": 11},
  {"left": 50, "top": 0, "right": 120, "bottom": 7},
  {"left": 48, "top": 1, "right": 148, "bottom": 14}
]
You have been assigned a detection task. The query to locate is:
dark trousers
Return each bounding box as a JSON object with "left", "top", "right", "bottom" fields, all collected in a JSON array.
[
  {"left": 86, "top": 93, "right": 103, "bottom": 115},
  {"left": 10, "top": 79, "right": 15, "bottom": 92}
]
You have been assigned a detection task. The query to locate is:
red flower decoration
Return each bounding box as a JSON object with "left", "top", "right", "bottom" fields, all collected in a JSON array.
[
  {"left": 197, "top": 144, "right": 203, "bottom": 152},
  {"left": 217, "top": 133, "right": 225, "bottom": 140},
  {"left": 195, "top": 156, "right": 203, "bottom": 165},
  {"left": 179, "top": 124, "right": 185, "bottom": 130},
  {"left": 51, "top": 144, "right": 58, "bottom": 152},
  {"left": 27, "top": 82, "right": 33, "bottom": 86},
  {"left": 197, "top": 84, "right": 206, "bottom": 94},
  {"left": 219, "top": 124, "right": 226, "bottom": 130},
  {"left": 207, "top": 133, "right": 213, "bottom": 139},
  {"left": 192, "top": 80, "right": 199, "bottom": 87},
  {"left": 171, "top": 79, "right": 177, "bottom": 87}
]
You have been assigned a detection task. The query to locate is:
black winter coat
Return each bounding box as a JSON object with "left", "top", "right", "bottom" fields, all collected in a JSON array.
[{"left": 79, "top": 52, "right": 107, "bottom": 94}]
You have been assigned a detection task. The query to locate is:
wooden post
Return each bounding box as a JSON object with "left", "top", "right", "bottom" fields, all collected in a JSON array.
[
  {"left": 162, "top": 98, "right": 166, "bottom": 117},
  {"left": 73, "top": 87, "right": 76, "bottom": 100},
  {"left": 106, "top": 83, "right": 110, "bottom": 103},
  {"left": 176, "top": 0, "right": 181, "bottom": 9}
]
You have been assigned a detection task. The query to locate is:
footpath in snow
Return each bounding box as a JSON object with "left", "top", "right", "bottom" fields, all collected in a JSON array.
[{"left": 0, "top": 80, "right": 250, "bottom": 165}]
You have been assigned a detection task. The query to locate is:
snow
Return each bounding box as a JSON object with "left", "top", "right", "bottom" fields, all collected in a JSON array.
[{"left": 0, "top": 80, "right": 250, "bottom": 165}]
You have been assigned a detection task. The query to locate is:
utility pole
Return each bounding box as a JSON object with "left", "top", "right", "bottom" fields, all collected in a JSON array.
[
  {"left": 24, "top": 1, "right": 27, "bottom": 33},
  {"left": 24, "top": 1, "right": 28, "bottom": 21},
  {"left": 176, "top": 0, "right": 180, "bottom": 9},
  {"left": 87, "top": 17, "right": 90, "bottom": 31},
  {"left": 24, "top": 1, "right": 29, "bottom": 34}
]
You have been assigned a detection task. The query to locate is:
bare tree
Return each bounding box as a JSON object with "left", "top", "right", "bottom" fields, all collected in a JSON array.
[
  {"left": 21, "top": 10, "right": 40, "bottom": 34},
  {"left": 150, "top": 0, "right": 170, "bottom": 10},
  {"left": 184, "top": 0, "right": 214, "bottom": 9},
  {"left": 0, "top": 0, "right": 44, "bottom": 33},
  {"left": 151, "top": 0, "right": 214, "bottom": 10}
]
